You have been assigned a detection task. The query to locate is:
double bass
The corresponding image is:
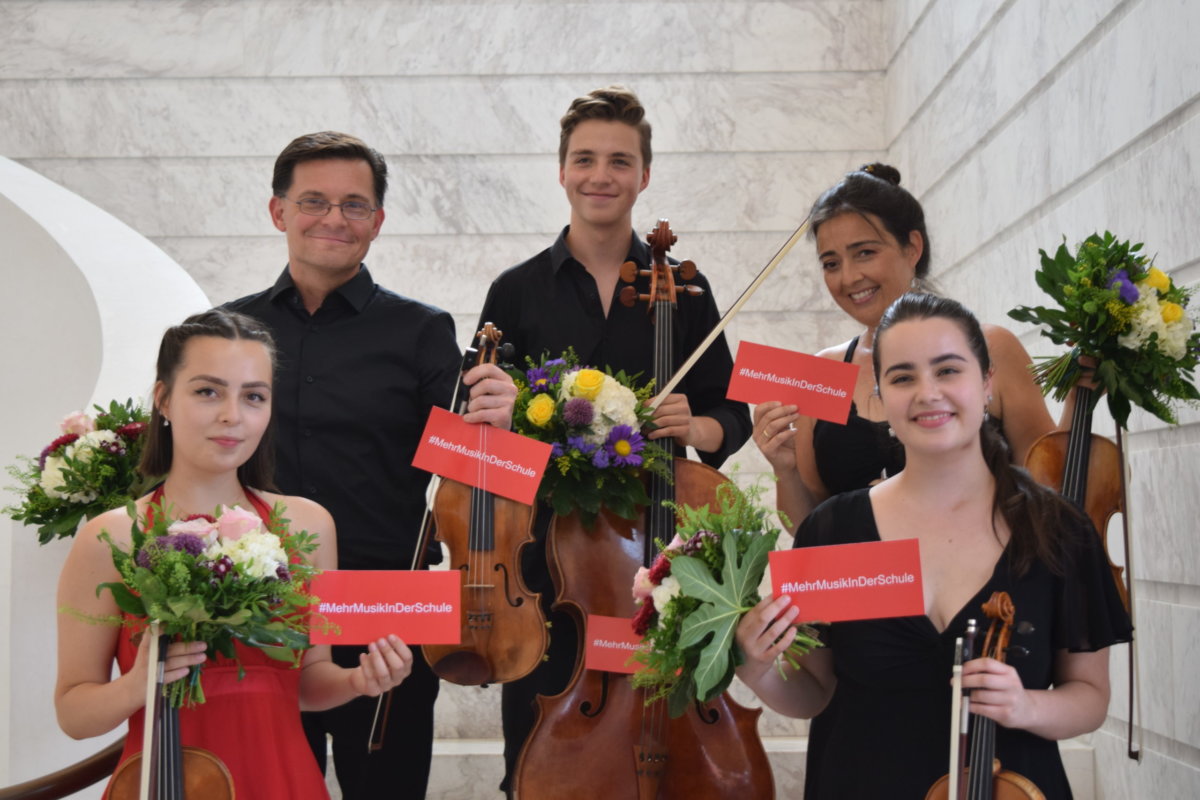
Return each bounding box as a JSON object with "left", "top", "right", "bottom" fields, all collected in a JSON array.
[
  {"left": 423, "top": 324, "right": 547, "bottom": 686},
  {"left": 512, "top": 221, "right": 773, "bottom": 798},
  {"left": 108, "top": 624, "right": 234, "bottom": 800},
  {"left": 926, "top": 592, "right": 1043, "bottom": 800}
]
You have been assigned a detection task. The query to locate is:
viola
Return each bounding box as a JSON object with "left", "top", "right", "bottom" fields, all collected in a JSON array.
[
  {"left": 512, "top": 221, "right": 773, "bottom": 799},
  {"left": 422, "top": 323, "right": 546, "bottom": 686},
  {"left": 108, "top": 626, "right": 234, "bottom": 800},
  {"left": 926, "top": 592, "right": 1043, "bottom": 800}
]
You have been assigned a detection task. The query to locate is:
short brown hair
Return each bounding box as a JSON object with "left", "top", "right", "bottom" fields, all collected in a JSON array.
[
  {"left": 272, "top": 131, "right": 389, "bottom": 206},
  {"left": 141, "top": 309, "right": 278, "bottom": 490},
  {"left": 558, "top": 85, "right": 652, "bottom": 167}
]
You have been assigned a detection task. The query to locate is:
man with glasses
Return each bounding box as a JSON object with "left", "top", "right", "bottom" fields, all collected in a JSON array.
[{"left": 226, "top": 131, "right": 516, "bottom": 799}]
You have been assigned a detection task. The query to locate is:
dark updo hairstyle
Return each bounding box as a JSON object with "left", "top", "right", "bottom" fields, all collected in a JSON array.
[
  {"left": 140, "top": 309, "right": 278, "bottom": 490},
  {"left": 809, "top": 163, "right": 931, "bottom": 282},
  {"left": 872, "top": 293, "right": 1080, "bottom": 576}
]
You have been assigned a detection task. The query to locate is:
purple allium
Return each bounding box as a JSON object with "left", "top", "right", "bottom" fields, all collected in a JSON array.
[
  {"left": 562, "top": 397, "right": 594, "bottom": 427},
  {"left": 591, "top": 447, "right": 611, "bottom": 468},
  {"left": 604, "top": 425, "right": 645, "bottom": 467},
  {"left": 1107, "top": 270, "right": 1139, "bottom": 304},
  {"left": 526, "top": 367, "right": 556, "bottom": 394},
  {"left": 161, "top": 533, "right": 205, "bottom": 556}
]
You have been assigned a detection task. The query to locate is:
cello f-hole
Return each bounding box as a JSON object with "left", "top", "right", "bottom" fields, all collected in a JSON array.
[{"left": 579, "top": 672, "right": 611, "bottom": 718}]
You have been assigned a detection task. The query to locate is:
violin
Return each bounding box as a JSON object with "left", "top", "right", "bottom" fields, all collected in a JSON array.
[
  {"left": 108, "top": 626, "right": 234, "bottom": 800},
  {"left": 926, "top": 592, "right": 1043, "bottom": 800},
  {"left": 422, "top": 323, "right": 547, "bottom": 686},
  {"left": 512, "top": 221, "right": 773, "bottom": 799}
]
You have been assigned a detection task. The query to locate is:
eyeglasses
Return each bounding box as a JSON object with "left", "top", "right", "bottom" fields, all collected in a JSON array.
[{"left": 289, "top": 197, "right": 377, "bottom": 221}]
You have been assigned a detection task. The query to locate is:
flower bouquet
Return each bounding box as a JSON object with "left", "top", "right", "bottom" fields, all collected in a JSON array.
[
  {"left": 509, "top": 350, "right": 672, "bottom": 525},
  {"left": 91, "top": 501, "right": 324, "bottom": 707},
  {"left": 629, "top": 481, "right": 821, "bottom": 718},
  {"left": 5, "top": 400, "right": 157, "bottom": 543},
  {"left": 1008, "top": 232, "right": 1200, "bottom": 426}
]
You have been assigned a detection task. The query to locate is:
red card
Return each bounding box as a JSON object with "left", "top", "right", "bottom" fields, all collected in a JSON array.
[
  {"left": 769, "top": 539, "right": 923, "bottom": 622},
  {"left": 726, "top": 341, "right": 858, "bottom": 424},
  {"left": 309, "top": 570, "right": 461, "bottom": 645},
  {"left": 584, "top": 614, "right": 646, "bottom": 674},
  {"left": 413, "top": 406, "right": 551, "bottom": 505}
]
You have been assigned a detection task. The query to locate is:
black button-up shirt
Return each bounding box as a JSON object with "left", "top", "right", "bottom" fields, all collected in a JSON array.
[
  {"left": 478, "top": 226, "right": 750, "bottom": 468},
  {"left": 226, "top": 266, "right": 458, "bottom": 570}
]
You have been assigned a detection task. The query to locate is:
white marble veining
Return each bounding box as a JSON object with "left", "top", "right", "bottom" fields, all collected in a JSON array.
[
  {"left": 0, "top": 1, "right": 883, "bottom": 80},
  {"left": 0, "top": 72, "right": 884, "bottom": 160},
  {"left": 918, "top": 0, "right": 1200, "bottom": 272},
  {"left": 889, "top": 0, "right": 1120, "bottom": 194}
]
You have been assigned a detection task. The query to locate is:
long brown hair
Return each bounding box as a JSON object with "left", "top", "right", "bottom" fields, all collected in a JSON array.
[
  {"left": 873, "top": 292, "right": 1080, "bottom": 576},
  {"left": 140, "top": 309, "right": 278, "bottom": 490}
]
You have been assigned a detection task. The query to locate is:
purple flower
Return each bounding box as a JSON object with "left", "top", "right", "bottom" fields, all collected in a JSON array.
[
  {"left": 544, "top": 358, "right": 566, "bottom": 367},
  {"left": 551, "top": 442, "right": 564, "bottom": 458},
  {"left": 591, "top": 447, "right": 611, "bottom": 468},
  {"left": 135, "top": 549, "right": 152, "bottom": 568},
  {"left": 566, "top": 436, "right": 596, "bottom": 455},
  {"left": 604, "top": 425, "right": 645, "bottom": 467},
  {"left": 563, "top": 397, "right": 594, "bottom": 427},
  {"left": 275, "top": 564, "right": 291, "bottom": 582},
  {"left": 526, "top": 367, "right": 557, "bottom": 394},
  {"left": 160, "top": 533, "right": 205, "bottom": 556},
  {"left": 1107, "top": 270, "right": 1139, "bottom": 304}
]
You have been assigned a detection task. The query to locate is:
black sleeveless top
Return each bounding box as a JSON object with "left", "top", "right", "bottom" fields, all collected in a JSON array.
[{"left": 810, "top": 337, "right": 905, "bottom": 494}]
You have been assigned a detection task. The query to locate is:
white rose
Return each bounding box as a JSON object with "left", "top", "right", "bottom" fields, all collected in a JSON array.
[
  {"left": 224, "top": 530, "right": 288, "bottom": 579},
  {"left": 651, "top": 575, "right": 681, "bottom": 614}
]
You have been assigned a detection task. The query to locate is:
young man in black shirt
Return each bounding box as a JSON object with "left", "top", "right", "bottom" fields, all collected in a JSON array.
[
  {"left": 227, "top": 131, "right": 516, "bottom": 799},
  {"left": 477, "top": 86, "right": 751, "bottom": 796}
]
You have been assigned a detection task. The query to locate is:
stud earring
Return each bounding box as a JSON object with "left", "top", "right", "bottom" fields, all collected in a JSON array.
[
  {"left": 163, "top": 418, "right": 170, "bottom": 427},
  {"left": 887, "top": 426, "right": 896, "bottom": 438}
]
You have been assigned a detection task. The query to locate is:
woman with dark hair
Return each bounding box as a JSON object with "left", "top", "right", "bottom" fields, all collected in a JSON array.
[
  {"left": 736, "top": 294, "right": 1131, "bottom": 798},
  {"left": 754, "top": 163, "right": 1064, "bottom": 529},
  {"left": 54, "top": 309, "right": 411, "bottom": 800}
]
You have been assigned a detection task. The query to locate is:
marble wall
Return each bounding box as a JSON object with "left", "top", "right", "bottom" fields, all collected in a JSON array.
[{"left": 2, "top": 0, "right": 1197, "bottom": 796}]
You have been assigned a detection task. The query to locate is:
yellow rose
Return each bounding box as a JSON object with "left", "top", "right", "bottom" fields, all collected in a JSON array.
[
  {"left": 1145, "top": 267, "right": 1170, "bottom": 294},
  {"left": 572, "top": 369, "right": 606, "bottom": 401},
  {"left": 1161, "top": 301, "right": 1184, "bottom": 324},
  {"left": 526, "top": 393, "right": 556, "bottom": 428}
]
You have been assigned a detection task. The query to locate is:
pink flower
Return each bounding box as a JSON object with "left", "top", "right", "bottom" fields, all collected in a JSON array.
[
  {"left": 632, "top": 567, "right": 654, "bottom": 602},
  {"left": 217, "top": 504, "right": 262, "bottom": 541},
  {"left": 60, "top": 411, "right": 95, "bottom": 436},
  {"left": 665, "top": 534, "right": 687, "bottom": 552},
  {"left": 167, "top": 516, "right": 219, "bottom": 545}
]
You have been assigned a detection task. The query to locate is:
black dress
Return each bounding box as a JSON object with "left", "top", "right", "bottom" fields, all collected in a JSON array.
[{"left": 793, "top": 490, "right": 1133, "bottom": 799}]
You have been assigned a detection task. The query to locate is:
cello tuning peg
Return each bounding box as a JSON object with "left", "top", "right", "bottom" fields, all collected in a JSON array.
[
  {"left": 682, "top": 285, "right": 704, "bottom": 297},
  {"left": 676, "top": 260, "right": 698, "bottom": 281},
  {"left": 1016, "top": 621, "right": 1035, "bottom": 635},
  {"left": 498, "top": 342, "right": 516, "bottom": 363},
  {"left": 619, "top": 260, "right": 640, "bottom": 283},
  {"left": 1005, "top": 645, "right": 1030, "bottom": 659}
]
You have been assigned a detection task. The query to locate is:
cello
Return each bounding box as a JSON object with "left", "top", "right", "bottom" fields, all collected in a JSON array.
[
  {"left": 512, "top": 221, "right": 773, "bottom": 799},
  {"left": 926, "top": 592, "right": 1043, "bottom": 800},
  {"left": 422, "top": 323, "right": 547, "bottom": 686},
  {"left": 107, "top": 624, "right": 234, "bottom": 800}
]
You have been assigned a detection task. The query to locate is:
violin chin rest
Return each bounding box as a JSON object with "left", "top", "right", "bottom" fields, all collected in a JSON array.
[{"left": 430, "top": 650, "right": 493, "bottom": 686}]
